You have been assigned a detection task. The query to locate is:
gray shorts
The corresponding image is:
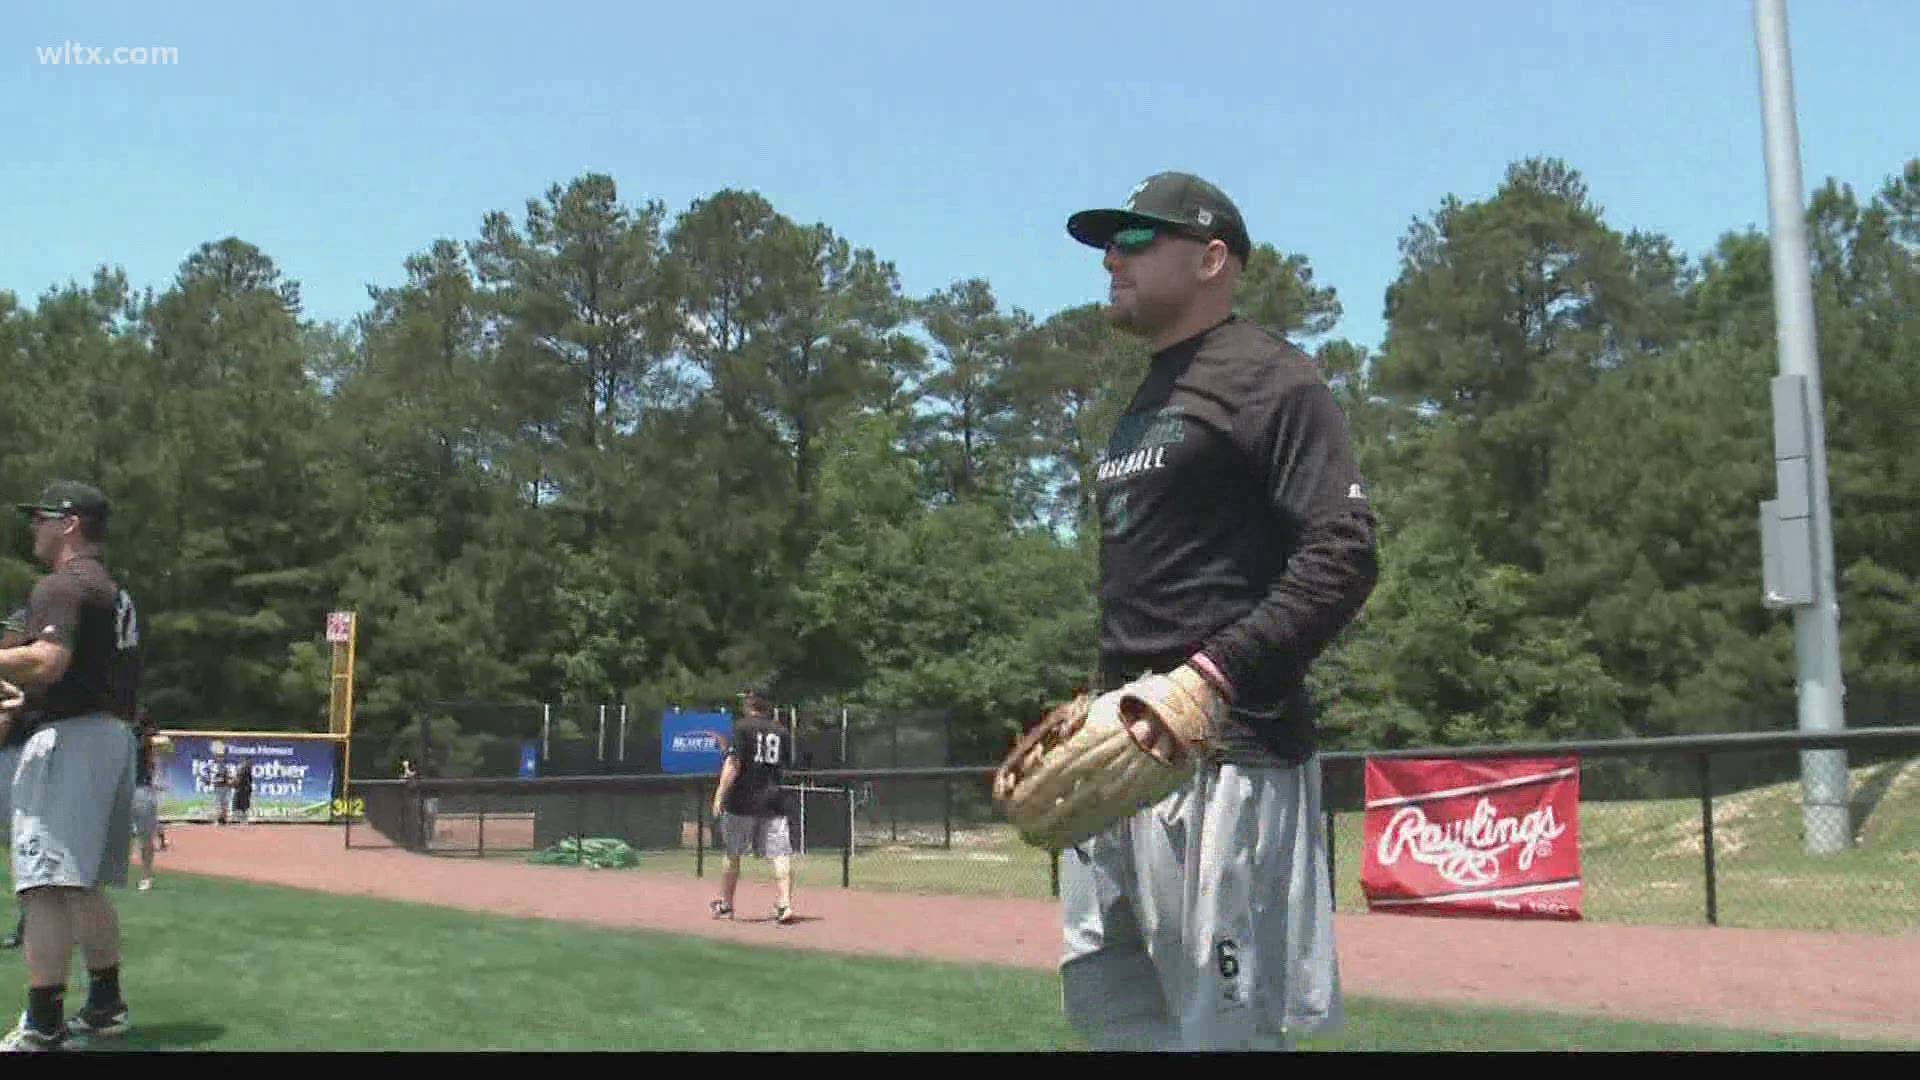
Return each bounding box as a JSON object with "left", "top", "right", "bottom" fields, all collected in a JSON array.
[
  {"left": 720, "top": 812, "right": 792, "bottom": 859},
  {"left": 1058, "top": 757, "right": 1343, "bottom": 1051},
  {"left": 11, "top": 714, "right": 137, "bottom": 893},
  {"left": 0, "top": 743, "right": 19, "bottom": 837},
  {"left": 132, "top": 785, "right": 160, "bottom": 837}
]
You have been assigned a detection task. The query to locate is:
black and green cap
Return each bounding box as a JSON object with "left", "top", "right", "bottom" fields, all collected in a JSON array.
[
  {"left": 1067, "top": 171, "right": 1252, "bottom": 260},
  {"left": 15, "top": 480, "right": 110, "bottom": 519}
]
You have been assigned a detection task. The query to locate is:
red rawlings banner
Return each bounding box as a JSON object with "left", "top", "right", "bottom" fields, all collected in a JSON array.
[{"left": 1360, "top": 756, "right": 1583, "bottom": 921}]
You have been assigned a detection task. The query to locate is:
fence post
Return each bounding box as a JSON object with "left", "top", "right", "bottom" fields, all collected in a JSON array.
[
  {"left": 1050, "top": 849, "right": 1060, "bottom": 898},
  {"left": 695, "top": 789, "right": 705, "bottom": 878},
  {"left": 478, "top": 807, "right": 487, "bottom": 861},
  {"left": 407, "top": 779, "right": 423, "bottom": 852},
  {"left": 575, "top": 793, "right": 584, "bottom": 866},
  {"left": 1325, "top": 809, "right": 1337, "bottom": 909},
  {"left": 1698, "top": 753, "right": 1718, "bottom": 926},
  {"left": 942, "top": 776, "right": 952, "bottom": 850},
  {"left": 842, "top": 787, "right": 852, "bottom": 889}
]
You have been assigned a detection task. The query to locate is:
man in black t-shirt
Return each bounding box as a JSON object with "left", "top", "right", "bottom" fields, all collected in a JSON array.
[
  {"left": 1046, "top": 175, "right": 1379, "bottom": 1051},
  {"left": 708, "top": 690, "right": 795, "bottom": 925},
  {"left": 0, "top": 481, "right": 143, "bottom": 1051}
]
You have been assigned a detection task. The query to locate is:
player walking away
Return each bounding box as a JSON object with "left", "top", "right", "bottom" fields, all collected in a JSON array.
[
  {"left": 0, "top": 481, "right": 145, "bottom": 1052},
  {"left": 1051, "top": 175, "right": 1379, "bottom": 1051},
  {"left": 0, "top": 607, "right": 31, "bottom": 950},
  {"left": 708, "top": 690, "right": 795, "bottom": 925}
]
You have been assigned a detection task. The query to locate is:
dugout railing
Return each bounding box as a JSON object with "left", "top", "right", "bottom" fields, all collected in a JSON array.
[{"left": 342, "top": 725, "right": 1920, "bottom": 934}]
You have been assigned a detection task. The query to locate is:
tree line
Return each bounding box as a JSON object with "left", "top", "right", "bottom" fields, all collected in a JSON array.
[{"left": 2, "top": 156, "right": 1914, "bottom": 775}]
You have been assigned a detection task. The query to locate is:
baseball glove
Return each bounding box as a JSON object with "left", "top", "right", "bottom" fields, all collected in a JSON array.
[{"left": 992, "top": 666, "right": 1227, "bottom": 851}]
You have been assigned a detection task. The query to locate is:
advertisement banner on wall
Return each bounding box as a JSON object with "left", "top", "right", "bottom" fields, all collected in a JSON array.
[
  {"left": 154, "top": 733, "right": 340, "bottom": 823},
  {"left": 660, "top": 709, "right": 731, "bottom": 774},
  {"left": 1360, "top": 756, "right": 1583, "bottom": 920}
]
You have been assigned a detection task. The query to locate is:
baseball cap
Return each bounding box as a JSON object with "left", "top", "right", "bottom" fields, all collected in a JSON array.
[
  {"left": 1067, "top": 171, "right": 1252, "bottom": 260},
  {"left": 15, "top": 480, "right": 110, "bottom": 519}
]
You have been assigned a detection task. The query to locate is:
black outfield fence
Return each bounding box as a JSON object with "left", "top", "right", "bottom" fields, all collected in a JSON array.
[{"left": 342, "top": 725, "right": 1920, "bottom": 934}]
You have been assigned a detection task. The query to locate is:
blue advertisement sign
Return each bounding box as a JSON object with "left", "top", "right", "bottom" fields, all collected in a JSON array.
[
  {"left": 154, "top": 733, "right": 340, "bottom": 822},
  {"left": 519, "top": 740, "right": 540, "bottom": 778},
  {"left": 661, "top": 709, "right": 731, "bottom": 774}
]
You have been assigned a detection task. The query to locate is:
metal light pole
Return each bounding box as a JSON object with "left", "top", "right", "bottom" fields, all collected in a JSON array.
[{"left": 1752, "top": 0, "right": 1850, "bottom": 854}]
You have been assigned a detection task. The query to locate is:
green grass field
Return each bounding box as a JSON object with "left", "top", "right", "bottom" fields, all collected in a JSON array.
[
  {"left": 448, "top": 756, "right": 1918, "bottom": 934},
  {"left": 0, "top": 873, "right": 1904, "bottom": 1052}
]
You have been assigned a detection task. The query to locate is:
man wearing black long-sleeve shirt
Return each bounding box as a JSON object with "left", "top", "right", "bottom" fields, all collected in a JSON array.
[{"left": 1054, "top": 172, "right": 1379, "bottom": 1051}]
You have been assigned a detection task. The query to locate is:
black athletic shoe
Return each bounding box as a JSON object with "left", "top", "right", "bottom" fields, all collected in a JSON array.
[{"left": 67, "top": 1003, "right": 130, "bottom": 1040}]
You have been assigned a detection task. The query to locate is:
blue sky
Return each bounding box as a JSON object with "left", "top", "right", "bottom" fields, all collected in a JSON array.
[{"left": 6, "top": 1, "right": 1915, "bottom": 355}]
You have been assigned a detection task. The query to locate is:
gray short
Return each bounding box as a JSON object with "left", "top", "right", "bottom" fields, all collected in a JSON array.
[
  {"left": 132, "top": 785, "right": 160, "bottom": 837},
  {"left": 0, "top": 743, "right": 19, "bottom": 837},
  {"left": 1058, "top": 757, "right": 1343, "bottom": 1051},
  {"left": 11, "top": 714, "right": 137, "bottom": 893},
  {"left": 720, "top": 812, "right": 792, "bottom": 859}
]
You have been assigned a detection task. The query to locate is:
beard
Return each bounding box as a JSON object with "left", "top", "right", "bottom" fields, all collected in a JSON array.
[{"left": 1105, "top": 286, "right": 1174, "bottom": 338}]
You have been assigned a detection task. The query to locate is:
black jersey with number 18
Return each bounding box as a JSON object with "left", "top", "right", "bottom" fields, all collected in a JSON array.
[{"left": 723, "top": 719, "right": 788, "bottom": 817}]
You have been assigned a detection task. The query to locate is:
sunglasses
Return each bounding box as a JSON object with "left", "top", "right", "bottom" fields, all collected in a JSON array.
[{"left": 1108, "top": 224, "right": 1218, "bottom": 253}]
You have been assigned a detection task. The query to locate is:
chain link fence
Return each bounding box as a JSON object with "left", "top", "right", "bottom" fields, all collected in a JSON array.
[
  {"left": 343, "top": 726, "right": 1920, "bottom": 932},
  {"left": 347, "top": 701, "right": 658, "bottom": 783},
  {"left": 1316, "top": 727, "right": 1920, "bottom": 933},
  {"left": 351, "top": 700, "right": 964, "bottom": 783}
]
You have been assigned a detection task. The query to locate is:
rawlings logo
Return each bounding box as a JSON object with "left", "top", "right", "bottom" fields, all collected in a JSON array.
[{"left": 1376, "top": 798, "right": 1566, "bottom": 887}]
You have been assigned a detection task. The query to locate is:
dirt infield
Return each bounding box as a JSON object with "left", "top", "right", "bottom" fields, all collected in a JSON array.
[{"left": 154, "top": 823, "right": 1919, "bottom": 1044}]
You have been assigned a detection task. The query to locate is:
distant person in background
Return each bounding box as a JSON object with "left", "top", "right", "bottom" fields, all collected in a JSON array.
[
  {"left": 150, "top": 741, "right": 168, "bottom": 852},
  {"left": 231, "top": 760, "right": 253, "bottom": 824},
  {"left": 709, "top": 690, "right": 795, "bottom": 925},
  {"left": 212, "top": 756, "right": 232, "bottom": 825},
  {"left": 130, "top": 711, "right": 162, "bottom": 891},
  {"left": 398, "top": 759, "right": 435, "bottom": 848}
]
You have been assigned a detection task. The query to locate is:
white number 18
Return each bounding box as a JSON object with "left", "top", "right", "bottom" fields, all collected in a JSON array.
[{"left": 753, "top": 731, "right": 782, "bottom": 765}]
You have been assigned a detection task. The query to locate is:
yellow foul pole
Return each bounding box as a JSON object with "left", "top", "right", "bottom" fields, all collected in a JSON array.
[{"left": 327, "top": 611, "right": 358, "bottom": 814}]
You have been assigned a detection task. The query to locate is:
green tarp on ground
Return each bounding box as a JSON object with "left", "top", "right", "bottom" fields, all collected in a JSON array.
[{"left": 527, "top": 837, "right": 641, "bottom": 869}]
